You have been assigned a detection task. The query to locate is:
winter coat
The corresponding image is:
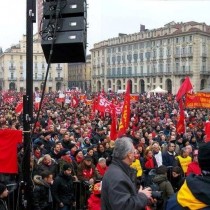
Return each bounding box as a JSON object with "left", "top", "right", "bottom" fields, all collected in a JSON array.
[
  {"left": 101, "top": 158, "right": 148, "bottom": 210},
  {"left": 88, "top": 194, "right": 101, "bottom": 210},
  {"left": 166, "top": 174, "right": 210, "bottom": 210},
  {"left": 52, "top": 172, "right": 75, "bottom": 206},
  {"left": 32, "top": 175, "right": 53, "bottom": 210},
  {"left": 0, "top": 199, "right": 8, "bottom": 210},
  {"left": 153, "top": 174, "right": 174, "bottom": 209}
]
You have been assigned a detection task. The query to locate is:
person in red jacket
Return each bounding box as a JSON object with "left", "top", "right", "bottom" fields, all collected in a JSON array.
[
  {"left": 88, "top": 182, "right": 101, "bottom": 210},
  {"left": 186, "top": 149, "right": 201, "bottom": 176}
]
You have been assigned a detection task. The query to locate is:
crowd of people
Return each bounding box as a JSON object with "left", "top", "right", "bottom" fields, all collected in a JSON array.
[{"left": 0, "top": 90, "right": 210, "bottom": 210}]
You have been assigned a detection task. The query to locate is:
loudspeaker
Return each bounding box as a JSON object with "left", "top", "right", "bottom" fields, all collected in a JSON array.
[
  {"left": 41, "top": 30, "right": 86, "bottom": 63},
  {"left": 43, "top": 0, "right": 86, "bottom": 18},
  {"left": 41, "top": 0, "right": 87, "bottom": 63},
  {"left": 42, "top": 17, "right": 86, "bottom": 32}
]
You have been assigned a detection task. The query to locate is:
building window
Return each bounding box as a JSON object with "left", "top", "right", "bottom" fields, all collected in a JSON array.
[
  {"left": 176, "top": 38, "right": 179, "bottom": 44},
  {"left": 189, "top": 35, "right": 192, "bottom": 42},
  {"left": 176, "top": 63, "right": 179, "bottom": 71},
  {"left": 117, "top": 68, "right": 121, "bottom": 75}
]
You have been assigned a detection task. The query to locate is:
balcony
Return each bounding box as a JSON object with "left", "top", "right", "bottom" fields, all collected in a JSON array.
[
  {"left": 181, "top": 53, "right": 188, "bottom": 58},
  {"left": 9, "top": 66, "right": 16, "bottom": 70},
  {"left": 173, "top": 71, "right": 192, "bottom": 76},
  {"left": 8, "top": 77, "right": 17, "bottom": 81},
  {"left": 34, "top": 78, "right": 43, "bottom": 81},
  {"left": 200, "top": 71, "right": 210, "bottom": 76},
  {"left": 174, "top": 53, "right": 180, "bottom": 58},
  {"left": 163, "top": 71, "right": 172, "bottom": 76},
  {"left": 56, "top": 67, "right": 62, "bottom": 71},
  {"left": 55, "top": 77, "right": 63, "bottom": 81},
  {"left": 48, "top": 78, "right": 53, "bottom": 81}
]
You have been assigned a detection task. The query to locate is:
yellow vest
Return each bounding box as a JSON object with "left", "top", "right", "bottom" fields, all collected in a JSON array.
[{"left": 131, "top": 159, "right": 143, "bottom": 177}]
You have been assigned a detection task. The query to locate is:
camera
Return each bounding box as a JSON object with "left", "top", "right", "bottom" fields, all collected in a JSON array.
[{"left": 150, "top": 183, "right": 162, "bottom": 199}]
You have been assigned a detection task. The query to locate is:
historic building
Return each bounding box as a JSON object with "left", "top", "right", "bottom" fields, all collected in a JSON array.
[
  {"left": 68, "top": 54, "right": 91, "bottom": 91},
  {"left": 0, "top": 33, "right": 68, "bottom": 92},
  {"left": 90, "top": 21, "right": 210, "bottom": 94}
]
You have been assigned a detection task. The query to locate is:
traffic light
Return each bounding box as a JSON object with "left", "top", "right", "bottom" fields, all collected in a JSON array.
[{"left": 41, "top": 0, "right": 87, "bottom": 63}]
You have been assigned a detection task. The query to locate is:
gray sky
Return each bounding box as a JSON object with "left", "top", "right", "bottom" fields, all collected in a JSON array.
[{"left": 1, "top": 0, "right": 210, "bottom": 53}]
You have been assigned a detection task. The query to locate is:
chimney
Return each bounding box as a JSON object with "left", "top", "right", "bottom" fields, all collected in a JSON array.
[{"left": 140, "top": 24, "right": 145, "bottom": 32}]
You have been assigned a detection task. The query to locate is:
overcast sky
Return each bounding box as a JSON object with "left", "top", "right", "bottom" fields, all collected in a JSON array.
[{"left": 1, "top": 0, "right": 210, "bottom": 53}]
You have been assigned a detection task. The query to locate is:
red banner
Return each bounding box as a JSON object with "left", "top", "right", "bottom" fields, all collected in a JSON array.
[
  {"left": 130, "top": 94, "right": 139, "bottom": 103},
  {"left": 185, "top": 93, "right": 210, "bottom": 109}
]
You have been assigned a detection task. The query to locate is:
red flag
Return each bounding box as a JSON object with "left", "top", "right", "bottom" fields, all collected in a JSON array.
[
  {"left": 110, "top": 104, "right": 118, "bottom": 141},
  {"left": 118, "top": 81, "right": 131, "bottom": 137},
  {"left": 71, "top": 96, "right": 79, "bottom": 108},
  {"left": 0, "top": 129, "right": 22, "bottom": 173},
  {"left": 205, "top": 121, "right": 210, "bottom": 142},
  {"left": 176, "top": 101, "right": 185, "bottom": 134},
  {"left": 176, "top": 77, "right": 193, "bottom": 102},
  {"left": 15, "top": 102, "right": 23, "bottom": 114}
]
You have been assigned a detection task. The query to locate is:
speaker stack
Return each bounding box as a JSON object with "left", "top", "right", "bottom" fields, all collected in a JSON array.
[{"left": 41, "top": 0, "right": 87, "bottom": 63}]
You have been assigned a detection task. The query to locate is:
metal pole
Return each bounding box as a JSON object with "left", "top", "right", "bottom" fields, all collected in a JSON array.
[{"left": 22, "top": 0, "right": 35, "bottom": 209}]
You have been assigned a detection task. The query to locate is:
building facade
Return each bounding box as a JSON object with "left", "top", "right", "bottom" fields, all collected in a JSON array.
[
  {"left": 0, "top": 33, "right": 68, "bottom": 92},
  {"left": 68, "top": 54, "right": 91, "bottom": 91},
  {"left": 90, "top": 21, "right": 210, "bottom": 94}
]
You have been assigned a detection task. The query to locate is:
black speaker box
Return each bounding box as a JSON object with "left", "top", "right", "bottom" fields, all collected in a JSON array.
[
  {"left": 42, "top": 16, "right": 86, "bottom": 32},
  {"left": 41, "top": 30, "right": 86, "bottom": 63},
  {"left": 43, "top": 0, "right": 86, "bottom": 18}
]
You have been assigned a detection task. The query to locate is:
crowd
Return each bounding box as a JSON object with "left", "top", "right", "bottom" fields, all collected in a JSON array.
[{"left": 0, "top": 90, "right": 210, "bottom": 210}]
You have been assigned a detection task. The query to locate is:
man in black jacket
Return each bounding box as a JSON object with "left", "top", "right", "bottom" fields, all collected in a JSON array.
[
  {"left": 101, "top": 137, "right": 151, "bottom": 210},
  {"left": 52, "top": 164, "right": 76, "bottom": 210},
  {"left": 32, "top": 171, "right": 53, "bottom": 210}
]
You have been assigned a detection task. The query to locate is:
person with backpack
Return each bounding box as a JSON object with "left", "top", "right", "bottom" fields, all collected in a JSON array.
[{"left": 153, "top": 165, "right": 174, "bottom": 210}]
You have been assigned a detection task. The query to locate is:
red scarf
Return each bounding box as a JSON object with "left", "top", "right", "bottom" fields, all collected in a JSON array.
[
  {"left": 82, "top": 168, "right": 93, "bottom": 179},
  {"left": 76, "top": 156, "right": 83, "bottom": 164},
  {"left": 96, "top": 164, "right": 107, "bottom": 176},
  {"left": 145, "top": 157, "right": 154, "bottom": 169}
]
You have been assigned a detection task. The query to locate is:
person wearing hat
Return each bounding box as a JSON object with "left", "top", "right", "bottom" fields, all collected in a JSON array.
[
  {"left": 0, "top": 183, "right": 9, "bottom": 210},
  {"left": 52, "top": 163, "right": 76, "bottom": 210},
  {"left": 166, "top": 142, "right": 210, "bottom": 209}
]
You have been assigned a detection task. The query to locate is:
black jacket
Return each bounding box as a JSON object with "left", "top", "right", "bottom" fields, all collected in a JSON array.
[
  {"left": 32, "top": 175, "right": 53, "bottom": 210},
  {"left": 0, "top": 199, "right": 8, "bottom": 210},
  {"left": 52, "top": 172, "right": 75, "bottom": 206},
  {"left": 101, "top": 158, "right": 148, "bottom": 210}
]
